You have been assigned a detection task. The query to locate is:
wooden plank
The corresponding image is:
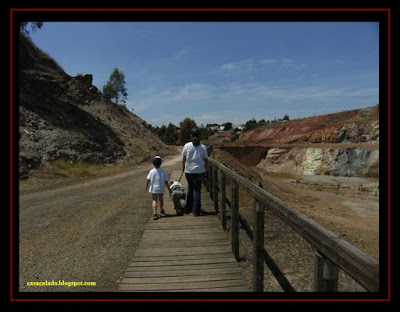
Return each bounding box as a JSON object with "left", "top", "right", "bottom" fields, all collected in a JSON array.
[
  {"left": 146, "top": 220, "right": 222, "bottom": 226},
  {"left": 141, "top": 234, "right": 227, "bottom": 239},
  {"left": 118, "top": 279, "right": 247, "bottom": 291},
  {"left": 128, "top": 257, "right": 237, "bottom": 267},
  {"left": 135, "top": 245, "right": 232, "bottom": 252},
  {"left": 159, "top": 286, "right": 249, "bottom": 292},
  {"left": 138, "top": 239, "right": 228, "bottom": 244},
  {"left": 141, "top": 230, "right": 223, "bottom": 236},
  {"left": 119, "top": 286, "right": 249, "bottom": 292},
  {"left": 124, "top": 267, "right": 242, "bottom": 278},
  {"left": 121, "top": 273, "right": 245, "bottom": 284},
  {"left": 133, "top": 248, "right": 232, "bottom": 257},
  {"left": 144, "top": 227, "right": 225, "bottom": 232},
  {"left": 137, "top": 244, "right": 229, "bottom": 250},
  {"left": 131, "top": 253, "right": 234, "bottom": 261},
  {"left": 148, "top": 217, "right": 220, "bottom": 222},
  {"left": 125, "top": 262, "right": 243, "bottom": 272},
  {"left": 139, "top": 240, "right": 228, "bottom": 245},
  {"left": 141, "top": 234, "right": 226, "bottom": 239},
  {"left": 146, "top": 224, "right": 222, "bottom": 228}
]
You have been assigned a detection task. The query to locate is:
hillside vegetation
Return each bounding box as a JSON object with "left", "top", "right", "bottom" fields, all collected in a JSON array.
[{"left": 19, "top": 34, "right": 171, "bottom": 177}]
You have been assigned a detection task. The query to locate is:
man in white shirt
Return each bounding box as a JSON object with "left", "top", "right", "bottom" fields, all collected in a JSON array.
[{"left": 182, "top": 128, "right": 208, "bottom": 216}]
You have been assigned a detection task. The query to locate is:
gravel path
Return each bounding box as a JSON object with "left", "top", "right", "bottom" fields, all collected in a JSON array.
[{"left": 19, "top": 154, "right": 182, "bottom": 292}]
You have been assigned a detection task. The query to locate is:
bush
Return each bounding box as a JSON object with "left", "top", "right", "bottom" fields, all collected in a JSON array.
[{"left": 53, "top": 159, "right": 92, "bottom": 178}]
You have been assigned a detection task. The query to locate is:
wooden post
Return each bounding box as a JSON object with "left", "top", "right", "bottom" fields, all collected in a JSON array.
[
  {"left": 231, "top": 181, "right": 239, "bottom": 262},
  {"left": 209, "top": 164, "right": 213, "bottom": 200},
  {"left": 213, "top": 166, "right": 219, "bottom": 213},
  {"left": 205, "top": 161, "right": 210, "bottom": 193},
  {"left": 314, "top": 252, "right": 339, "bottom": 292},
  {"left": 221, "top": 173, "right": 227, "bottom": 230},
  {"left": 253, "top": 200, "right": 265, "bottom": 292}
]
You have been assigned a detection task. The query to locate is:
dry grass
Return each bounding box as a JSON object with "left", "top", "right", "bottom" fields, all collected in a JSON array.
[{"left": 52, "top": 159, "right": 94, "bottom": 178}]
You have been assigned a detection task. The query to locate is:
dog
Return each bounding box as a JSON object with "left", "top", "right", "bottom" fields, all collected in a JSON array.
[{"left": 169, "top": 180, "right": 186, "bottom": 216}]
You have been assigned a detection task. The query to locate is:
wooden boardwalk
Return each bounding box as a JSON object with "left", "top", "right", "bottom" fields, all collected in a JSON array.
[{"left": 118, "top": 170, "right": 249, "bottom": 292}]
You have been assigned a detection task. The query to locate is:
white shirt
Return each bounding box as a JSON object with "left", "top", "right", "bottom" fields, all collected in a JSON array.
[
  {"left": 182, "top": 142, "right": 208, "bottom": 174},
  {"left": 147, "top": 168, "right": 169, "bottom": 194}
]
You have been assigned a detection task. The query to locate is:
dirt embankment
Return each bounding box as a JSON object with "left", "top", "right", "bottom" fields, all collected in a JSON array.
[
  {"left": 19, "top": 34, "right": 170, "bottom": 177},
  {"left": 238, "top": 106, "right": 379, "bottom": 144}
]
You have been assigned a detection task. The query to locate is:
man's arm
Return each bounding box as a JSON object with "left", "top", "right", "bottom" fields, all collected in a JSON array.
[
  {"left": 182, "top": 155, "right": 187, "bottom": 172},
  {"left": 204, "top": 157, "right": 209, "bottom": 173}
]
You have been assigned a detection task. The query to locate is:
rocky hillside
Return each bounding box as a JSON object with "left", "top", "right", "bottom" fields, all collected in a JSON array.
[
  {"left": 239, "top": 106, "right": 379, "bottom": 144},
  {"left": 213, "top": 107, "right": 379, "bottom": 178},
  {"left": 256, "top": 146, "right": 379, "bottom": 178},
  {"left": 19, "top": 34, "right": 170, "bottom": 176}
]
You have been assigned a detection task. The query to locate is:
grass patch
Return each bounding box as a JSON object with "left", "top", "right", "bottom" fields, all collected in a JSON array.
[{"left": 53, "top": 159, "right": 95, "bottom": 178}]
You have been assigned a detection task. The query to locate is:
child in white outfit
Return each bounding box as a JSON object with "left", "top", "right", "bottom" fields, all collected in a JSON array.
[{"left": 145, "top": 156, "right": 171, "bottom": 220}]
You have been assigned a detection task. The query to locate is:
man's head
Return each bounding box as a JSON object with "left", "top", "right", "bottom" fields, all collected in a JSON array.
[{"left": 190, "top": 128, "right": 200, "bottom": 146}]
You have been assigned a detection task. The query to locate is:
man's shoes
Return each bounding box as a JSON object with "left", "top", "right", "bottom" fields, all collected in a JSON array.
[
  {"left": 152, "top": 214, "right": 159, "bottom": 220},
  {"left": 160, "top": 209, "right": 166, "bottom": 216}
]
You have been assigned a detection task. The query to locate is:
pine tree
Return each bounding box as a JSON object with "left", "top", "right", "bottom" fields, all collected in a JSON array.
[{"left": 102, "top": 68, "right": 128, "bottom": 104}]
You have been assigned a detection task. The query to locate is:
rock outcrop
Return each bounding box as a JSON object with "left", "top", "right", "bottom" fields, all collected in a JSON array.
[
  {"left": 239, "top": 107, "right": 379, "bottom": 144},
  {"left": 18, "top": 34, "right": 169, "bottom": 176},
  {"left": 257, "top": 147, "right": 379, "bottom": 178}
]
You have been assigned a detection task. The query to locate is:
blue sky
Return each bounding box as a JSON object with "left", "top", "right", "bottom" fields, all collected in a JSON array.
[{"left": 30, "top": 22, "right": 379, "bottom": 127}]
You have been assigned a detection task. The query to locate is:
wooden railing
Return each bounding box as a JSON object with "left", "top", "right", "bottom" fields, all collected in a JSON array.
[{"left": 206, "top": 157, "right": 379, "bottom": 292}]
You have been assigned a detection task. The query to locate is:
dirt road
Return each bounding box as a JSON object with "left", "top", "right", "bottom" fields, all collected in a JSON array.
[{"left": 19, "top": 154, "right": 182, "bottom": 292}]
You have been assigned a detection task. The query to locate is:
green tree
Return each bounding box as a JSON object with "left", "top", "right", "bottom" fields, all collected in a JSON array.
[
  {"left": 245, "top": 117, "right": 258, "bottom": 131},
  {"left": 165, "top": 123, "right": 178, "bottom": 144},
  {"left": 179, "top": 118, "right": 197, "bottom": 143},
  {"left": 103, "top": 68, "right": 128, "bottom": 104},
  {"left": 223, "top": 122, "right": 232, "bottom": 131},
  {"left": 258, "top": 119, "right": 267, "bottom": 126}
]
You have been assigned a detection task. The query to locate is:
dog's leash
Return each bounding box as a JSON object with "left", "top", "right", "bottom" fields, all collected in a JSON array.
[{"left": 178, "top": 170, "right": 184, "bottom": 182}]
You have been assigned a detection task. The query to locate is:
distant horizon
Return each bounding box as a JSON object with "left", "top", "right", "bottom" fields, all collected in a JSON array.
[
  {"left": 30, "top": 21, "right": 379, "bottom": 127},
  {"left": 150, "top": 103, "right": 379, "bottom": 129}
]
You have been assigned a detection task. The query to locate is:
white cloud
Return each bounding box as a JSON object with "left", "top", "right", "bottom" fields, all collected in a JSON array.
[
  {"left": 260, "top": 59, "right": 277, "bottom": 64},
  {"left": 220, "top": 57, "right": 306, "bottom": 76},
  {"left": 224, "top": 83, "right": 378, "bottom": 103},
  {"left": 220, "top": 59, "right": 255, "bottom": 75},
  {"left": 220, "top": 63, "right": 236, "bottom": 71},
  {"left": 161, "top": 48, "right": 192, "bottom": 65},
  {"left": 173, "top": 83, "right": 211, "bottom": 101}
]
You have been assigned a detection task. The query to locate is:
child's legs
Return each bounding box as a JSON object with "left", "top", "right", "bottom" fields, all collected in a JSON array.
[
  {"left": 152, "top": 194, "right": 158, "bottom": 214},
  {"left": 152, "top": 194, "right": 164, "bottom": 213}
]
